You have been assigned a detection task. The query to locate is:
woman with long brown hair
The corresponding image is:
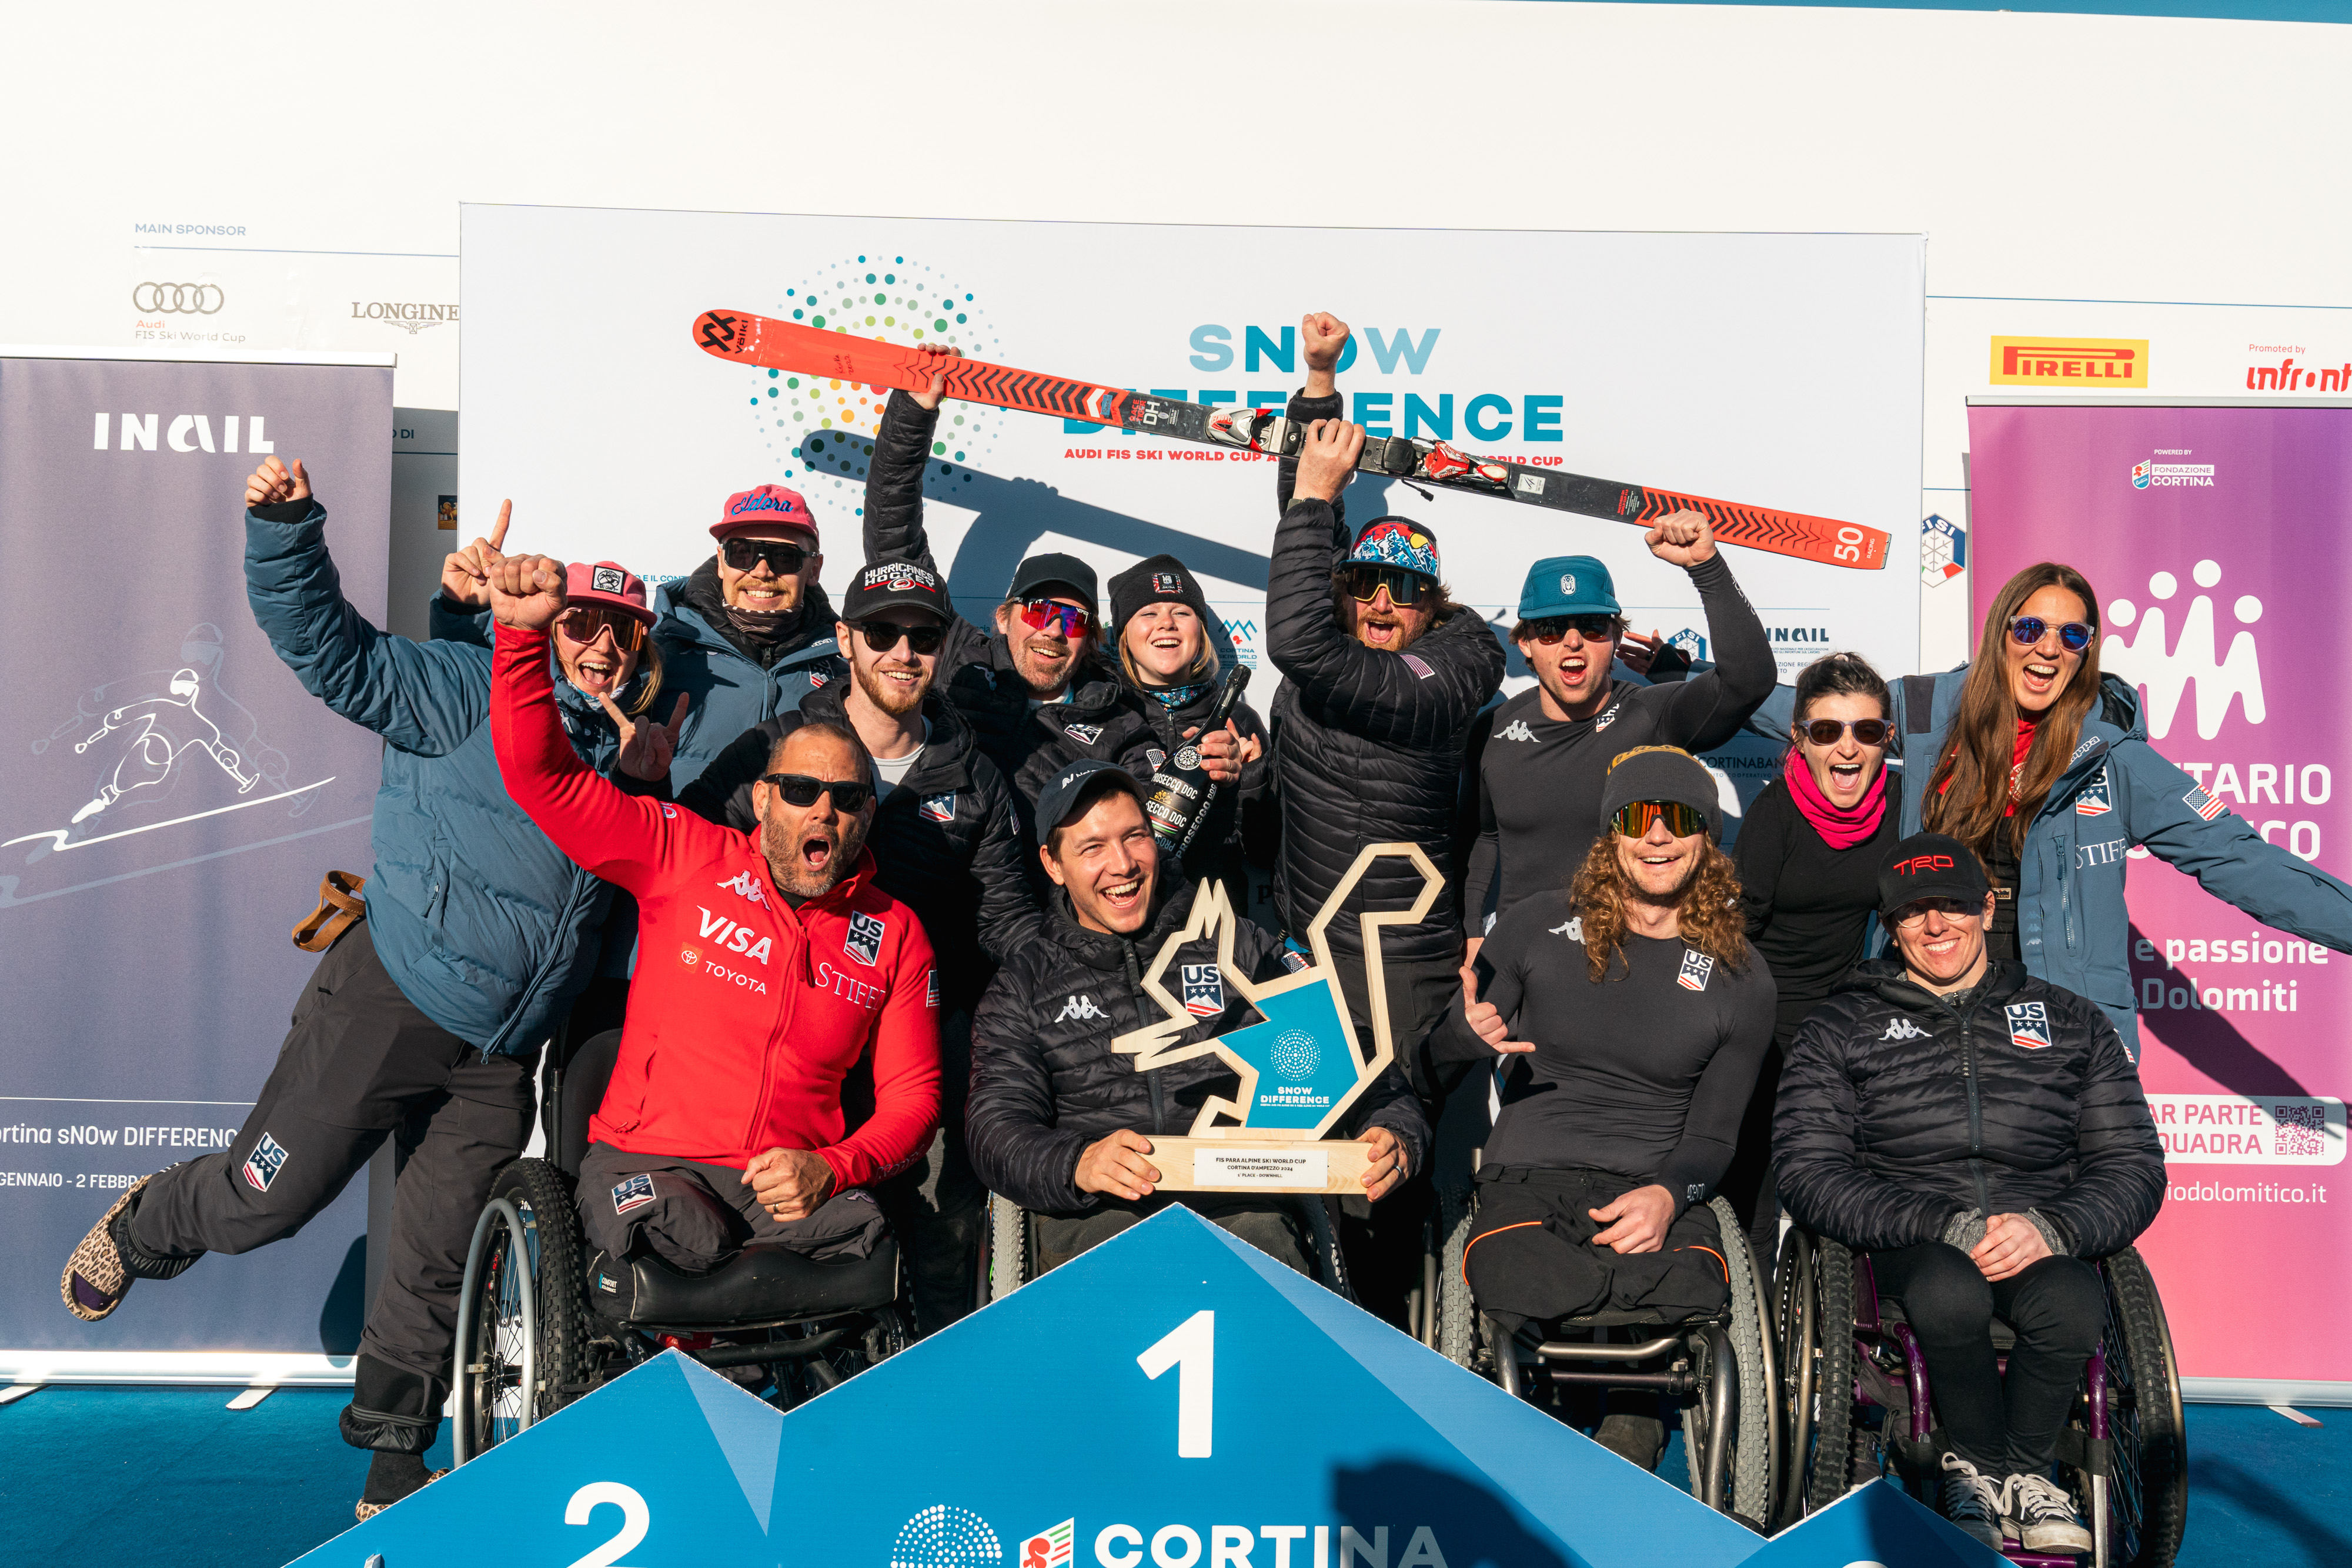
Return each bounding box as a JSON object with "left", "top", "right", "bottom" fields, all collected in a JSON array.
[
  {"left": 1896, "top": 560, "right": 2352, "bottom": 1054},
  {"left": 1435, "top": 745, "right": 1773, "bottom": 1472}
]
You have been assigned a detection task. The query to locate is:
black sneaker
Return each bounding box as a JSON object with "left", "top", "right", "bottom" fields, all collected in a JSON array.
[{"left": 1937, "top": 1452, "right": 2005, "bottom": 1549}]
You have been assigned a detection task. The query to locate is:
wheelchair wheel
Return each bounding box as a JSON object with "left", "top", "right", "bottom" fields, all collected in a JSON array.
[
  {"left": 453, "top": 1159, "right": 588, "bottom": 1465},
  {"left": 1796, "top": 1233, "right": 1862, "bottom": 1516},
  {"left": 987, "top": 1193, "right": 1027, "bottom": 1302},
  {"left": 1773, "top": 1230, "right": 1818, "bottom": 1529},
  {"left": 1681, "top": 1198, "right": 1773, "bottom": 1526},
  {"left": 1432, "top": 1179, "right": 1479, "bottom": 1369},
  {"left": 2092, "top": 1246, "right": 2189, "bottom": 1568}
]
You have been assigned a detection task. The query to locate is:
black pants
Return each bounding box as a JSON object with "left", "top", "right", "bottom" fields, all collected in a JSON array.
[
  {"left": 129, "top": 922, "right": 532, "bottom": 1453},
  {"left": 873, "top": 1009, "right": 985, "bottom": 1337},
  {"left": 1331, "top": 948, "right": 1462, "bottom": 1328},
  {"left": 1873, "top": 1242, "right": 2106, "bottom": 1476},
  {"left": 1465, "top": 1168, "right": 1732, "bottom": 1332},
  {"left": 577, "top": 1143, "right": 887, "bottom": 1267},
  {"left": 1032, "top": 1194, "right": 1312, "bottom": 1276}
]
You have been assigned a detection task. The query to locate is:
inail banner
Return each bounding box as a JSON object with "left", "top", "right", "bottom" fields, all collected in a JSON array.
[
  {"left": 0, "top": 352, "right": 390, "bottom": 1357},
  {"left": 1969, "top": 402, "right": 2352, "bottom": 1387}
]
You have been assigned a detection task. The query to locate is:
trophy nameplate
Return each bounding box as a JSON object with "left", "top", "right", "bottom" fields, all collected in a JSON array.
[{"left": 1109, "top": 842, "right": 1443, "bottom": 1193}]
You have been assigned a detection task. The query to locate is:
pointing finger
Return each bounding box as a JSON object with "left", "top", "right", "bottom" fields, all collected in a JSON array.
[
  {"left": 489, "top": 500, "right": 512, "bottom": 552},
  {"left": 595, "top": 690, "right": 632, "bottom": 734},
  {"left": 664, "top": 692, "right": 692, "bottom": 742}
]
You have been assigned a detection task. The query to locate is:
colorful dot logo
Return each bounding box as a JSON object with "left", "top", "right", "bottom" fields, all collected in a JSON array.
[{"left": 742, "top": 254, "right": 1004, "bottom": 507}]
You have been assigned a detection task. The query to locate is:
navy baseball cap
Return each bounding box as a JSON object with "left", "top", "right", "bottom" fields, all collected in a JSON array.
[
  {"left": 1519, "top": 556, "right": 1621, "bottom": 620},
  {"left": 1034, "top": 759, "right": 1145, "bottom": 840}
]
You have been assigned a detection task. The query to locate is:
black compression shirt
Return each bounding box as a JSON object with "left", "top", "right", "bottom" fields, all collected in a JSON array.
[
  {"left": 1461, "top": 554, "right": 1775, "bottom": 937},
  {"left": 1433, "top": 887, "right": 1776, "bottom": 1214},
  {"left": 1734, "top": 774, "right": 1902, "bottom": 1038}
]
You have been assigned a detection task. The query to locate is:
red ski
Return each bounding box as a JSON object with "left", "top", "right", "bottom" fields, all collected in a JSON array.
[{"left": 691, "top": 309, "right": 1889, "bottom": 571}]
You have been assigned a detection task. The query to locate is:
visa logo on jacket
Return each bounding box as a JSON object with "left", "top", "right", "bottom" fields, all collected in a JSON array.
[{"left": 697, "top": 907, "right": 773, "bottom": 964}]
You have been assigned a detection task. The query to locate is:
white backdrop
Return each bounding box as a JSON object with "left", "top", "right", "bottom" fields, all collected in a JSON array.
[{"left": 462, "top": 204, "right": 1922, "bottom": 684}]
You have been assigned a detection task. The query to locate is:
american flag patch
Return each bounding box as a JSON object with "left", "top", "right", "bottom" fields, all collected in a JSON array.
[
  {"left": 1678, "top": 950, "right": 1715, "bottom": 991},
  {"left": 920, "top": 792, "right": 956, "bottom": 823},
  {"left": 2184, "top": 785, "right": 2226, "bottom": 822},
  {"left": 1180, "top": 962, "right": 1224, "bottom": 1017},
  {"left": 1401, "top": 654, "right": 1434, "bottom": 680},
  {"left": 2006, "top": 1001, "right": 2053, "bottom": 1050}
]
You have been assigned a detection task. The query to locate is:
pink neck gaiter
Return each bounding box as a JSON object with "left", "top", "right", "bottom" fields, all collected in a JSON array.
[{"left": 1783, "top": 747, "right": 1887, "bottom": 850}]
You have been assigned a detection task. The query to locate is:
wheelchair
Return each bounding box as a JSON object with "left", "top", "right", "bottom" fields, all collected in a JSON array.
[
  {"left": 1775, "top": 1229, "right": 2187, "bottom": 1567},
  {"left": 450, "top": 1028, "right": 911, "bottom": 1463},
  {"left": 1432, "top": 1184, "right": 1778, "bottom": 1526}
]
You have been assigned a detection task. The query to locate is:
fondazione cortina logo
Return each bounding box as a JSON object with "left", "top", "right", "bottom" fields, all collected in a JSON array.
[
  {"left": 350, "top": 300, "right": 459, "bottom": 335},
  {"left": 2101, "top": 559, "right": 2265, "bottom": 742},
  {"left": 2132, "top": 450, "right": 2215, "bottom": 490},
  {"left": 898, "top": 1511, "right": 1457, "bottom": 1568}
]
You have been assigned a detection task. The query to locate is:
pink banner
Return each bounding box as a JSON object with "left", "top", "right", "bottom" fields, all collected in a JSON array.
[{"left": 1969, "top": 402, "right": 2352, "bottom": 1383}]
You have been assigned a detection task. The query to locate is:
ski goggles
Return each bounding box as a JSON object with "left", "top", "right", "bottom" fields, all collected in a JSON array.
[
  {"left": 2006, "top": 615, "right": 2094, "bottom": 653},
  {"left": 854, "top": 620, "right": 945, "bottom": 656},
  {"left": 722, "top": 537, "right": 811, "bottom": 575},
  {"left": 1612, "top": 800, "right": 1709, "bottom": 840},
  {"left": 1520, "top": 614, "right": 1620, "bottom": 645},
  {"left": 1798, "top": 717, "right": 1892, "bottom": 747},
  {"left": 554, "top": 606, "right": 646, "bottom": 651},
  {"left": 760, "top": 773, "right": 874, "bottom": 813},
  {"left": 1890, "top": 896, "right": 1984, "bottom": 930},
  {"left": 1014, "top": 597, "right": 1093, "bottom": 637},
  {"left": 1338, "top": 564, "right": 1434, "bottom": 606}
]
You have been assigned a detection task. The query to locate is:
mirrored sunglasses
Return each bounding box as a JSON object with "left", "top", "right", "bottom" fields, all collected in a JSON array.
[
  {"left": 555, "top": 605, "right": 645, "bottom": 651},
  {"left": 2006, "top": 615, "right": 2094, "bottom": 653},
  {"left": 1612, "top": 800, "right": 1708, "bottom": 840},
  {"left": 1015, "top": 598, "right": 1092, "bottom": 637},
  {"left": 1339, "top": 564, "right": 1434, "bottom": 606}
]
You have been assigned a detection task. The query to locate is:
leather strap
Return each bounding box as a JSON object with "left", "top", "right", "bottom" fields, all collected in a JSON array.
[{"left": 292, "top": 870, "right": 367, "bottom": 952}]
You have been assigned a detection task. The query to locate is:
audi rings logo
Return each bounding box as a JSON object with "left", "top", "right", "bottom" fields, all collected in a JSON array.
[{"left": 133, "top": 283, "right": 224, "bottom": 315}]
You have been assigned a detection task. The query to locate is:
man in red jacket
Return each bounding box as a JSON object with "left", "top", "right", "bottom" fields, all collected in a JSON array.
[{"left": 487, "top": 554, "right": 941, "bottom": 1273}]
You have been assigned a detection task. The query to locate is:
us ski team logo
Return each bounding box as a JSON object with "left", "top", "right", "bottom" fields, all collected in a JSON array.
[
  {"left": 1593, "top": 703, "right": 1623, "bottom": 733},
  {"left": 2075, "top": 766, "right": 2113, "bottom": 817},
  {"left": 1064, "top": 722, "right": 1104, "bottom": 744},
  {"left": 920, "top": 793, "right": 957, "bottom": 823},
  {"left": 242, "top": 1132, "right": 289, "bottom": 1192},
  {"left": 611, "top": 1173, "right": 656, "bottom": 1215},
  {"left": 1678, "top": 950, "right": 1715, "bottom": 991},
  {"left": 2006, "top": 1001, "right": 2054, "bottom": 1050},
  {"left": 844, "top": 911, "right": 886, "bottom": 967},
  {"left": 2183, "top": 784, "right": 2226, "bottom": 821},
  {"left": 1021, "top": 1520, "right": 1075, "bottom": 1568},
  {"left": 719, "top": 869, "right": 768, "bottom": 905},
  {"left": 1180, "top": 962, "right": 1224, "bottom": 1017}
]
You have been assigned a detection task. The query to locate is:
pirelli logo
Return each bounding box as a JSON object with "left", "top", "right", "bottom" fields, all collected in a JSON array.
[{"left": 1989, "top": 337, "right": 2149, "bottom": 388}]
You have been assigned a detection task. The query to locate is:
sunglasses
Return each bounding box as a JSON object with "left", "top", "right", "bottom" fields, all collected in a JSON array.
[
  {"left": 1521, "top": 614, "right": 1619, "bottom": 646},
  {"left": 723, "top": 537, "right": 811, "bottom": 574},
  {"left": 1891, "top": 896, "right": 1984, "bottom": 931},
  {"left": 1798, "top": 717, "right": 1892, "bottom": 747},
  {"left": 760, "top": 773, "right": 873, "bottom": 813},
  {"left": 854, "top": 620, "right": 944, "bottom": 656},
  {"left": 1339, "top": 564, "right": 1434, "bottom": 606},
  {"left": 1014, "top": 597, "right": 1093, "bottom": 637},
  {"left": 555, "top": 606, "right": 646, "bottom": 651},
  {"left": 2006, "top": 615, "right": 2094, "bottom": 653},
  {"left": 1612, "top": 800, "right": 1708, "bottom": 840}
]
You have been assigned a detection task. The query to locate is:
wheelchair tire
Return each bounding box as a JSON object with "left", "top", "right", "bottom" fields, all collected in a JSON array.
[
  {"left": 1434, "top": 1181, "right": 1478, "bottom": 1369},
  {"left": 2099, "top": 1246, "right": 2189, "bottom": 1568},
  {"left": 1773, "top": 1230, "right": 1818, "bottom": 1530},
  {"left": 1681, "top": 1199, "right": 1772, "bottom": 1524},
  {"left": 987, "top": 1194, "right": 1026, "bottom": 1302},
  {"left": 454, "top": 1159, "right": 589, "bottom": 1465},
  {"left": 1802, "top": 1235, "right": 1861, "bottom": 1516}
]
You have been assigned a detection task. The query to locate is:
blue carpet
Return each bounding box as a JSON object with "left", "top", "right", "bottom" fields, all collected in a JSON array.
[{"left": 0, "top": 1390, "right": 2336, "bottom": 1565}]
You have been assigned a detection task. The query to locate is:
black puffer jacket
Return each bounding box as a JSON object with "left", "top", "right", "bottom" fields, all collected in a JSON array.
[
  {"left": 864, "top": 390, "right": 1158, "bottom": 833},
  {"left": 1128, "top": 677, "right": 1275, "bottom": 910},
  {"left": 967, "top": 878, "right": 1429, "bottom": 1216},
  {"left": 1267, "top": 390, "right": 1505, "bottom": 962},
  {"left": 672, "top": 685, "right": 1041, "bottom": 1014},
  {"left": 1773, "top": 958, "right": 2164, "bottom": 1259}
]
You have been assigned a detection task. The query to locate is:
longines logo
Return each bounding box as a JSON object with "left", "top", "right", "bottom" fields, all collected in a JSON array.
[
  {"left": 351, "top": 300, "right": 460, "bottom": 335},
  {"left": 132, "top": 283, "right": 223, "bottom": 315}
]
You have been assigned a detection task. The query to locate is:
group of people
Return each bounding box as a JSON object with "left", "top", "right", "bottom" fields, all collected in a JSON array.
[{"left": 56, "top": 313, "right": 2352, "bottom": 1549}]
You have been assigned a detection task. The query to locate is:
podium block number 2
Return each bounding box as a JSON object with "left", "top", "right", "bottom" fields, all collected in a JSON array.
[
  {"left": 1138, "top": 1309, "right": 1214, "bottom": 1459},
  {"left": 563, "top": 1481, "right": 650, "bottom": 1568}
]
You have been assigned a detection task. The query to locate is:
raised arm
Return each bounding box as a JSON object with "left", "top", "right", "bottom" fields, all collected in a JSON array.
[
  {"left": 1641, "top": 526, "right": 1778, "bottom": 753},
  {"left": 864, "top": 350, "right": 992, "bottom": 670}
]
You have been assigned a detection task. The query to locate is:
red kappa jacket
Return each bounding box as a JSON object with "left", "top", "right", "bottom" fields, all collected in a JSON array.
[{"left": 491, "top": 624, "right": 940, "bottom": 1183}]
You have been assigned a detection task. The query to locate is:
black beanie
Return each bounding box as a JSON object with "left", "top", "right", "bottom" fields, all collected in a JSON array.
[
  {"left": 1597, "top": 745, "right": 1723, "bottom": 844},
  {"left": 1107, "top": 554, "right": 1209, "bottom": 631}
]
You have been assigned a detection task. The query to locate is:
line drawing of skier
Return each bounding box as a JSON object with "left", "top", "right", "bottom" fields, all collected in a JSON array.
[{"left": 32, "top": 624, "right": 302, "bottom": 829}]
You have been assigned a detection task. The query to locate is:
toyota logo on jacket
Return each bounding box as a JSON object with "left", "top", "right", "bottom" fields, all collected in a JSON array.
[{"left": 490, "top": 624, "right": 940, "bottom": 1183}]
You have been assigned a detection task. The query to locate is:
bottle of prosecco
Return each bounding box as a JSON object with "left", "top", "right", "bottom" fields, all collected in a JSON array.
[{"left": 1144, "top": 667, "right": 1251, "bottom": 857}]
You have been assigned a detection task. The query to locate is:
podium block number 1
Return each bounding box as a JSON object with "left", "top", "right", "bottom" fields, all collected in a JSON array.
[{"left": 1138, "top": 1309, "right": 1215, "bottom": 1458}]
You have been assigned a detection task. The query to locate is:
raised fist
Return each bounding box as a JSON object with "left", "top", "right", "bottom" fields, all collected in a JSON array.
[
  {"left": 1645, "top": 510, "right": 1718, "bottom": 568},
  {"left": 246, "top": 456, "right": 310, "bottom": 509},
  {"left": 1293, "top": 419, "right": 1364, "bottom": 505},
  {"left": 487, "top": 554, "right": 567, "bottom": 632},
  {"left": 912, "top": 343, "right": 961, "bottom": 412},
  {"left": 1301, "top": 313, "right": 1351, "bottom": 373}
]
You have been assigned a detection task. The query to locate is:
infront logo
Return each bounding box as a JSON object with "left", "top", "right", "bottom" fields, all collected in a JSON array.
[
  {"left": 2103, "top": 560, "right": 2264, "bottom": 741},
  {"left": 1989, "top": 336, "right": 2149, "bottom": 389}
]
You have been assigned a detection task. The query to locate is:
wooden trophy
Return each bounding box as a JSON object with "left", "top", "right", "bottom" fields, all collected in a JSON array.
[{"left": 1108, "top": 842, "right": 1442, "bottom": 1193}]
